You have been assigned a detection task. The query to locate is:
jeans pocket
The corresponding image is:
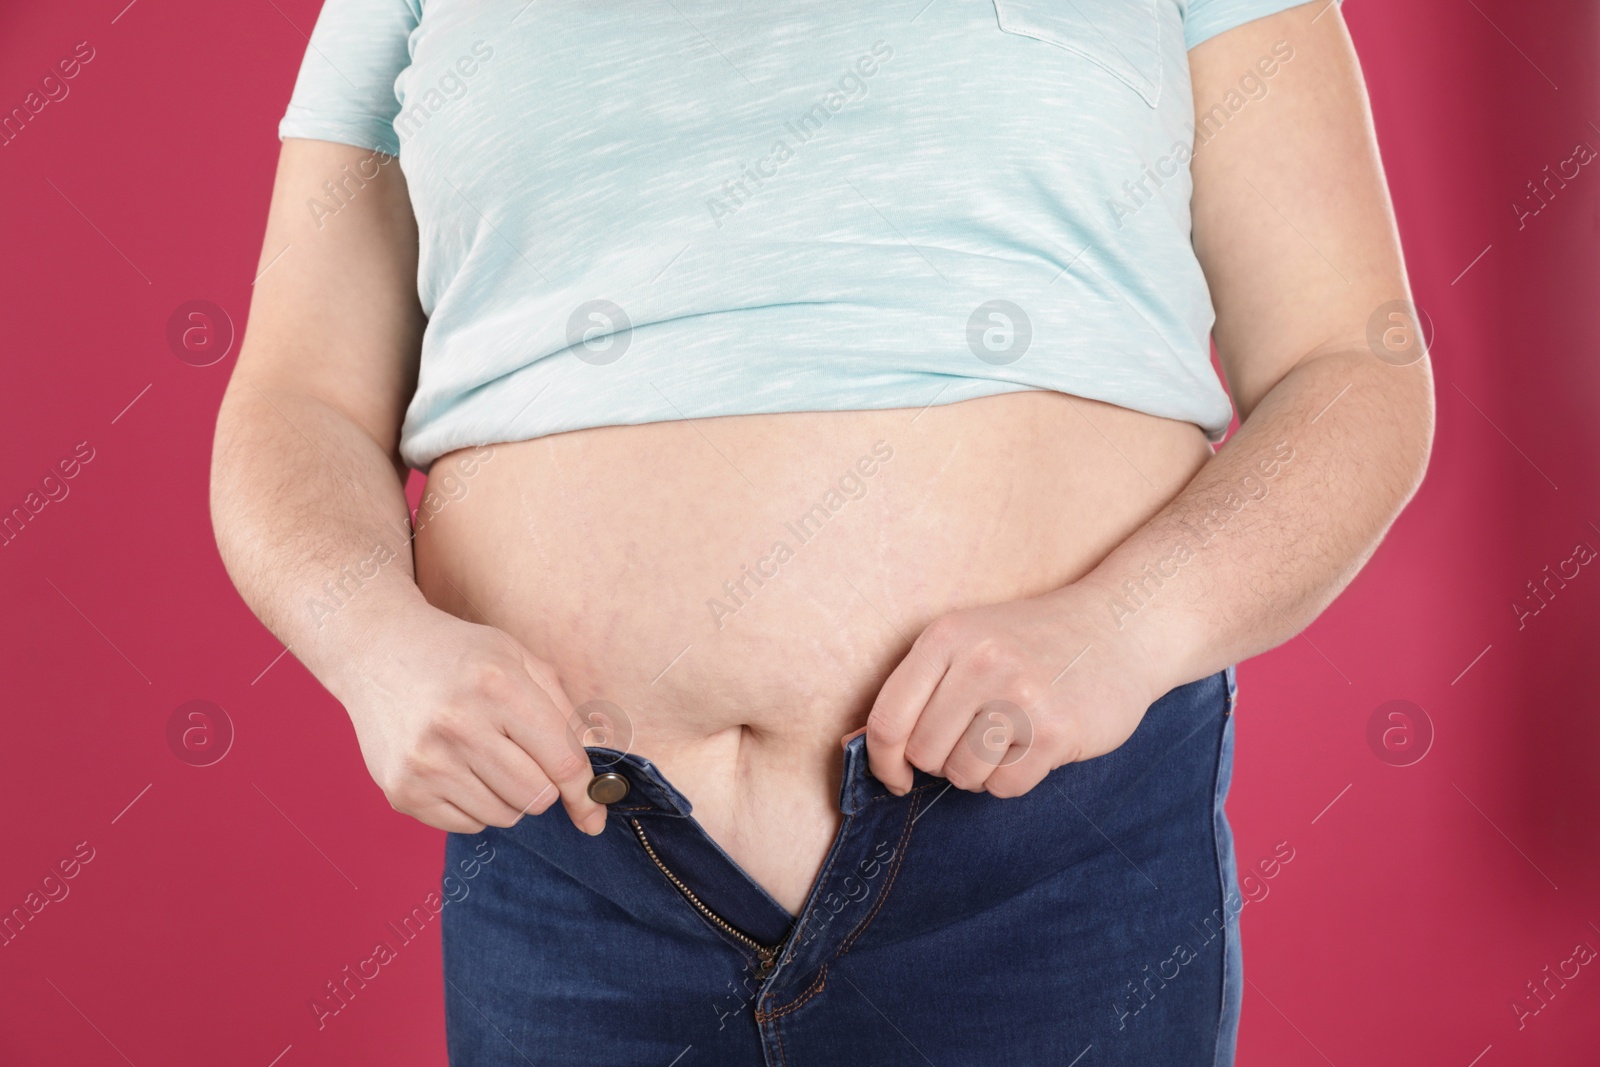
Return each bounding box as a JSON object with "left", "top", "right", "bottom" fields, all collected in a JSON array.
[{"left": 991, "top": 0, "right": 1165, "bottom": 107}]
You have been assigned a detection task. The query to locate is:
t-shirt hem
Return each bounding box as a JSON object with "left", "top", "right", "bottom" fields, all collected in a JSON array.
[
  {"left": 1185, "top": 0, "right": 1335, "bottom": 50},
  {"left": 400, "top": 378, "right": 1233, "bottom": 472},
  {"left": 278, "top": 113, "right": 399, "bottom": 157}
]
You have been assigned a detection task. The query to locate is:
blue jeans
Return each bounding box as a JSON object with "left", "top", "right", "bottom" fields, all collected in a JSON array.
[{"left": 443, "top": 666, "right": 1242, "bottom": 1066}]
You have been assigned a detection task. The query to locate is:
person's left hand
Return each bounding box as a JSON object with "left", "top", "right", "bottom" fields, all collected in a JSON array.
[{"left": 858, "top": 585, "right": 1168, "bottom": 797}]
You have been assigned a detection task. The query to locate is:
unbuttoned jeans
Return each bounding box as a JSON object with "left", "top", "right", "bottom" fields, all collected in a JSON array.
[{"left": 443, "top": 666, "right": 1242, "bottom": 1066}]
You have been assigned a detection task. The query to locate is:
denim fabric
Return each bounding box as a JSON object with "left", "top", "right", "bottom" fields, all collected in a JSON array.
[{"left": 442, "top": 667, "right": 1241, "bottom": 1066}]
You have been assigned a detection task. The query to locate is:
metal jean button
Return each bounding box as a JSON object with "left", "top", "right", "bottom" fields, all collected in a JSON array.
[{"left": 587, "top": 772, "right": 630, "bottom": 805}]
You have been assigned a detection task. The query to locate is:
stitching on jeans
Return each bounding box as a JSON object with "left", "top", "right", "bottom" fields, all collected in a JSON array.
[
  {"left": 755, "top": 779, "right": 938, "bottom": 1024},
  {"left": 762, "top": 787, "right": 923, "bottom": 1017},
  {"left": 868, "top": 779, "right": 944, "bottom": 803},
  {"left": 772, "top": 1006, "right": 790, "bottom": 1067},
  {"left": 759, "top": 780, "right": 931, "bottom": 1018},
  {"left": 779, "top": 814, "right": 853, "bottom": 965},
  {"left": 833, "top": 793, "right": 918, "bottom": 956},
  {"left": 833, "top": 791, "right": 920, "bottom": 958},
  {"left": 756, "top": 963, "right": 829, "bottom": 1023}
]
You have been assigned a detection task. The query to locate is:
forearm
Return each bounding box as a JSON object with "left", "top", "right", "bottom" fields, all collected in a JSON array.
[
  {"left": 1067, "top": 345, "right": 1434, "bottom": 695},
  {"left": 209, "top": 381, "right": 428, "bottom": 701}
]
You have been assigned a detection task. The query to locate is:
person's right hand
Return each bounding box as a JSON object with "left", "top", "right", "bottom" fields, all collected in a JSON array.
[{"left": 332, "top": 606, "right": 607, "bottom": 837}]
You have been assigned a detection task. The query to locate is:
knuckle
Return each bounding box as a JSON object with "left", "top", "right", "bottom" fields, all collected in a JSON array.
[
  {"left": 947, "top": 769, "right": 984, "bottom": 793},
  {"left": 427, "top": 706, "right": 475, "bottom": 744},
  {"left": 916, "top": 614, "right": 963, "bottom": 654},
  {"left": 1009, "top": 677, "right": 1047, "bottom": 711},
  {"left": 1030, "top": 713, "right": 1063, "bottom": 751},
  {"left": 1054, "top": 733, "right": 1088, "bottom": 766},
  {"left": 864, "top": 714, "right": 903, "bottom": 749},
  {"left": 463, "top": 659, "right": 519, "bottom": 704},
  {"left": 901, "top": 738, "right": 940, "bottom": 773},
  {"left": 382, "top": 780, "right": 420, "bottom": 813},
  {"left": 987, "top": 773, "right": 1036, "bottom": 799},
  {"left": 523, "top": 657, "right": 565, "bottom": 693},
  {"left": 541, "top": 746, "right": 590, "bottom": 785},
  {"left": 964, "top": 637, "right": 1007, "bottom": 673},
  {"left": 394, "top": 748, "right": 437, "bottom": 785},
  {"left": 516, "top": 772, "right": 560, "bottom": 813}
]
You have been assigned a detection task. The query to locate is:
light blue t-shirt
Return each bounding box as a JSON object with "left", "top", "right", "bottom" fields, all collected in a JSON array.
[{"left": 280, "top": 0, "right": 1315, "bottom": 471}]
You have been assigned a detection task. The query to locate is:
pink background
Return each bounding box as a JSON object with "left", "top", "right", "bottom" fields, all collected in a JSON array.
[{"left": 1, "top": 1, "right": 1597, "bottom": 1063}]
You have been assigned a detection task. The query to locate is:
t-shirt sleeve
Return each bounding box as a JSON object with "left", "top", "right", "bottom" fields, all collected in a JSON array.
[
  {"left": 1184, "top": 0, "right": 1334, "bottom": 50},
  {"left": 277, "top": 0, "right": 421, "bottom": 156}
]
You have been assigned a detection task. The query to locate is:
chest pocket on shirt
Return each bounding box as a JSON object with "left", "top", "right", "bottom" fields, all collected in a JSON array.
[{"left": 992, "top": 0, "right": 1164, "bottom": 108}]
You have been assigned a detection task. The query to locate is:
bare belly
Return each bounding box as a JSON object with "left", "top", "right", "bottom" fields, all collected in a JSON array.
[{"left": 412, "top": 391, "right": 1212, "bottom": 913}]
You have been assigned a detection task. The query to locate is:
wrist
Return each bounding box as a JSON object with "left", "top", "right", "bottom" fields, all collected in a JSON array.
[
  {"left": 303, "top": 585, "right": 443, "bottom": 706},
  {"left": 1050, "top": 565, "right": 1208, "bottom": 704}
]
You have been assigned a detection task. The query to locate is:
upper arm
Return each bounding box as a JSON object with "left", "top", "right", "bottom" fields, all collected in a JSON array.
[
  {"left": 225, "top": 0, "right": 423, "bottom": 460},
  {"left": 1187, "top": 1, "right": 1419, "bottom": 419},
  {"left": 228, "top": 137, "right": 425, "bottom": 460}
]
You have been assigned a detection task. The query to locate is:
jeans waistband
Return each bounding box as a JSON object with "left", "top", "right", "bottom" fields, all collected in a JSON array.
[
  {"left": 586, "top": 734, "right": 939, "bottom": 820},
  {"left": 583, "top": 746, "right": 695, "bottom": 816}
]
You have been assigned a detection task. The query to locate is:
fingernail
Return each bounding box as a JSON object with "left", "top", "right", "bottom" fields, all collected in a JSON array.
[{"left": 582, "top": 811, "right": 606, "bottom": 836}]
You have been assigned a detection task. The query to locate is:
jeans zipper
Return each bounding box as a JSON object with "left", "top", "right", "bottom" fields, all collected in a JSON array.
[{"left": 629, "top": 818, "right": 782, "bottom": 977}]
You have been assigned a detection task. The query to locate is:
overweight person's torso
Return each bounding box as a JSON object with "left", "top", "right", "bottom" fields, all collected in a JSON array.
[{"left": 413, "top": 390, "right": 1211, "bottom": 912}]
